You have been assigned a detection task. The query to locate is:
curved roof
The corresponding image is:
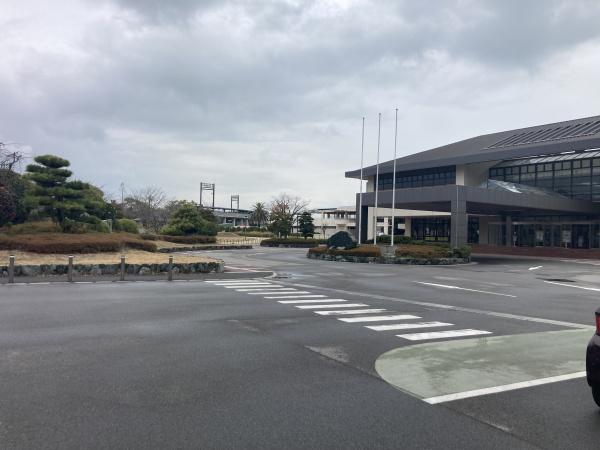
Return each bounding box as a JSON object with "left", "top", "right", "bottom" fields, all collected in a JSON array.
[{"left": 346, "top": 115, "right": 600, "bottom": 179}]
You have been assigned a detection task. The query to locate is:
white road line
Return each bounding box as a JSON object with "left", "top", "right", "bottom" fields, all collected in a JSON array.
[
  {"left": 224, "top": 266, "right": 264, "bottom": 272},
  {"left": 338, "top": 314, "right": 421, "bottom": 323},
  {"left": 414, "top": 282, "right": 517, "bottom": 298},
  {"left": 205, "top": 280, "right": 264, "bottom": 284},
  {"left": 543, "top": 280, "right": 600, "bottom": 292},
  {"left": 295, "top": 303, "right": 368, "bottom": 309},
  {"left": 235, "top": 288, "right": 296, "bottom": 292},
  {"left": 264, "top": 295, "right": 327, "bottom": 299},
  {"left": 397, "top": 329, "right": 492, "bottom": 341},
  {"left": 223, "top": 284, "right": 273, "bottom": 288},
  {"left": 366, "top": 321, "right": 453, "bottom": 331},
  {"left": 247, "top": 291, "right": 309, "bottom": 295},
  {"left": 528, "top": 266, "right": 543, "bottom": 271},
  {"left": 278, "top": 299, "right": 347, "bottom": 304},
  {"left": 423, "top": 371, "right": 587, "bottom": 404},
  {"left": 314, "top": 309, "right": 387, "bottom": 315}
]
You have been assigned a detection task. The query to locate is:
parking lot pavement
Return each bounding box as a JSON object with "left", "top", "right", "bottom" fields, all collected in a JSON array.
[{"left": 2, "top": 247, "right": 600, "bottom": 448}]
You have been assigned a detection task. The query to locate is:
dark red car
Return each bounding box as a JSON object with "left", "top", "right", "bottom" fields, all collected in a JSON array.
[{"left": 586, "top": 308, "right": 600, "bottom": 406}]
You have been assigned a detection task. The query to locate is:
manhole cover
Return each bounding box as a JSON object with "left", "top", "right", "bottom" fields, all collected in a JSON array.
[{"left": 545, "top": 278, "right": 575, "bottom": 283}]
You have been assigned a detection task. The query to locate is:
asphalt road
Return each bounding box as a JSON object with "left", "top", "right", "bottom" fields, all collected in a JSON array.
[{"left": 2, "top": 248, "right": 600, "bottom": 449}]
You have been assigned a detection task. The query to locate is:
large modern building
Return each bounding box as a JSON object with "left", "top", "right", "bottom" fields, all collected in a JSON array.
[{"left": 346, "top": 115, "right": 600, "bottom": 249}]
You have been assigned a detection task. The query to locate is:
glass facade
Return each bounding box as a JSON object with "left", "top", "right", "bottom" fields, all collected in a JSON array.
[
  {"left": 489, "top": 152, "right": 600, "bottom": 201},
  {"left": 487, "top": 219, "right": 600, "bottom": 249},
  {"left": 411, "top": 217, "right": 450, "bottom": 242},
  {"left": 377, "top": 166, "right": 455, "bottom": 191}
]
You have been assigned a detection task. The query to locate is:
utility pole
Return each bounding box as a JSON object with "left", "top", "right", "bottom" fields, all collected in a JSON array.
[
  {"left": 391, "top": 108, "right": 398, "bottom": 247},
  {"left": 374, "top": 113, "right": 381, "bottom": 245}
]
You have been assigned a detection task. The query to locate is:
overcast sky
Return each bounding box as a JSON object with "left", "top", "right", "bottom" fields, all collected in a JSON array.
[{"left": 2, "top": 0, "right": 600, "bottom": 209}]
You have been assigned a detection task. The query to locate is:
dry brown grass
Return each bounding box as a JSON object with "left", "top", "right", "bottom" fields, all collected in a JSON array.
[
  {"left": 0, "top": 249, "right": 219, "bottom": 265},
  {"left": 0, "top": 232, "right": 156, "bottom": 253}
]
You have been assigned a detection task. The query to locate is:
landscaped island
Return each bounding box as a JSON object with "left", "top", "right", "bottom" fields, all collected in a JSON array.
[{"left": 307, "top": 232, "right": 471, "bottom": 265}]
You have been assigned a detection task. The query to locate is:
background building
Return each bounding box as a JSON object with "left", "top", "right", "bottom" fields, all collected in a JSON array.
[
  {"left": 346, "top": 115, "right": 600, "bottom": 249},
  {"left": 311, "top": 207, "right": 356, "bottom": 238},
  {"left": 205, "top": 206, "right": 251, "bottom": 228}
]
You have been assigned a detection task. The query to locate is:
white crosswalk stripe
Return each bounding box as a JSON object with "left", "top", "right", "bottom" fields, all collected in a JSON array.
[
  {"left": 224, "top": 284, "right": 273, "bottom": 288},
  {"left": 235, "top": 288, "right": 296, "bottom": 292},
  {"left": 366, "top": 321, "right": 453, "bottom": 331},
  {"left": 314, "top": 309, "right": 387, "bottom": 315},
  {"left": 247, "top": 291, "right": 310, "bottom": 295},
  {"left": 278, "top": 299, "right": 347, "bottom": 304},
  {"left": 295, "top": 303, "right": 368, "bottom": 309},
  {"left": 264, "top": 294, "right": 327, "bottom": 299},
  {"left": 396, "top": 329, "right": 492, "bottom": 341},
  {"left": 338, "top": 314, "right": 421, "bottom": 323},
  {"left": 205, "top": 280, "right": 262, "bottom": 283}
]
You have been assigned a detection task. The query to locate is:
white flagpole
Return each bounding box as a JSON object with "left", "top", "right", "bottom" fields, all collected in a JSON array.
[
  {"left": 374, "top": 112, "right": 381, "bottom": 245},
  {"left": 358, "top": 117, "right": 365, "bottom": 245},
  {"left": 391, "top": 108, "right": 398, "bottom": 247}
]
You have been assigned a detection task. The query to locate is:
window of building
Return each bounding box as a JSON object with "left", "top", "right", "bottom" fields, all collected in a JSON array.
[{"left": 376, "top": 166, "right": 456, "bottom": 191}]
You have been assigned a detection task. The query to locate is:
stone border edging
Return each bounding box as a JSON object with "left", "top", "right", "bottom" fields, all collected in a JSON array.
[
  {"left": 0, "top": 261, "right": 224, "bottom": 277},
  {"left": 307, "top": 252, "right": 469, "bottom": 265}
]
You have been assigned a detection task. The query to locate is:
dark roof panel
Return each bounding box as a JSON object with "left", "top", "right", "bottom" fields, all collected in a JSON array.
[{"left": 346, "top": 114, "right": 600, "bottom": 179}]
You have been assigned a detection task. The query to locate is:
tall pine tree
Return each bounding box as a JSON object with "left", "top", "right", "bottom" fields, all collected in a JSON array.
[{"left": 26, "top": 155, "right": 91, "bottom": 226}]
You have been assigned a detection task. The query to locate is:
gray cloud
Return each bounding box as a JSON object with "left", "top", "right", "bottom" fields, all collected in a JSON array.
[{"left": 1, "top": 0, "right": 600, "bottom": 207}]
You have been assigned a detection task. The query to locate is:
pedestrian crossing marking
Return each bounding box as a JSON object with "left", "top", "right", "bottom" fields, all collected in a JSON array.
[
  {"left": 338, "top": 315, "right": 421, "bottom": 323},
  {"left": 366, "top": 322, "right": 453, "bottom": 331},
  {"left": 295, "top": 303, "right": 368, "bottom": 309},
  {"left": 397, "top": 329, "right": 492, "bottom": 341},
  {"left": 314, "top": 309, "right": 387, "bottom": 315}
]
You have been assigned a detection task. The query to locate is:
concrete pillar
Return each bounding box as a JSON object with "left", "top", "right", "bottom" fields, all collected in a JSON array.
[
  {"left": 450, "top": 193, "right": 468, "bottom": 248},
  {"left": 367, "top": 207, "right": 375, "bottom": 241},
  {"left": 404, "top": 217, "right": 412, "bottom": 238}
]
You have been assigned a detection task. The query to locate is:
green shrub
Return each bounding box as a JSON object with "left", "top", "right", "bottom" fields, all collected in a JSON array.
[
  {"left": 261, "top": 238, "right": 326, "bottom": 247},
  {"left": 61, "top": 217, "right": 110, "bottom": 234},
  {"left": 116, "top": 218, "right": 139, "bottom": 234},
  {"left": 158, "top": 235, "right": 217, "bottom": 244},
  {"left": 395, "top": 244, "right": 450, "bottom": 258},
  {"left": 0, "top": 220, "right": 61, "bottom": 235},
  {"left": 140, "top": 233, "right": 158, "bottom": 241},
  {"left": 160, "top": 201, "right": 217, "bottom": 236},
  {"left": 452, "top": 245, "right": 472, "bottom": 259}
]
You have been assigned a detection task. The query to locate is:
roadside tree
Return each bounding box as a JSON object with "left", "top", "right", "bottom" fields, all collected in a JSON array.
[
  {"left": 298, "top": 211, "right": 315, "bottom": 239},
  {"left": 123, "top": 187, "right": 170, "bottom": 233},
  {"left": 160, "top": 201, "right": 217, "bottom": 236},
  {"left": 250, "top": 202, "right": 269, "bottom": 228}
]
